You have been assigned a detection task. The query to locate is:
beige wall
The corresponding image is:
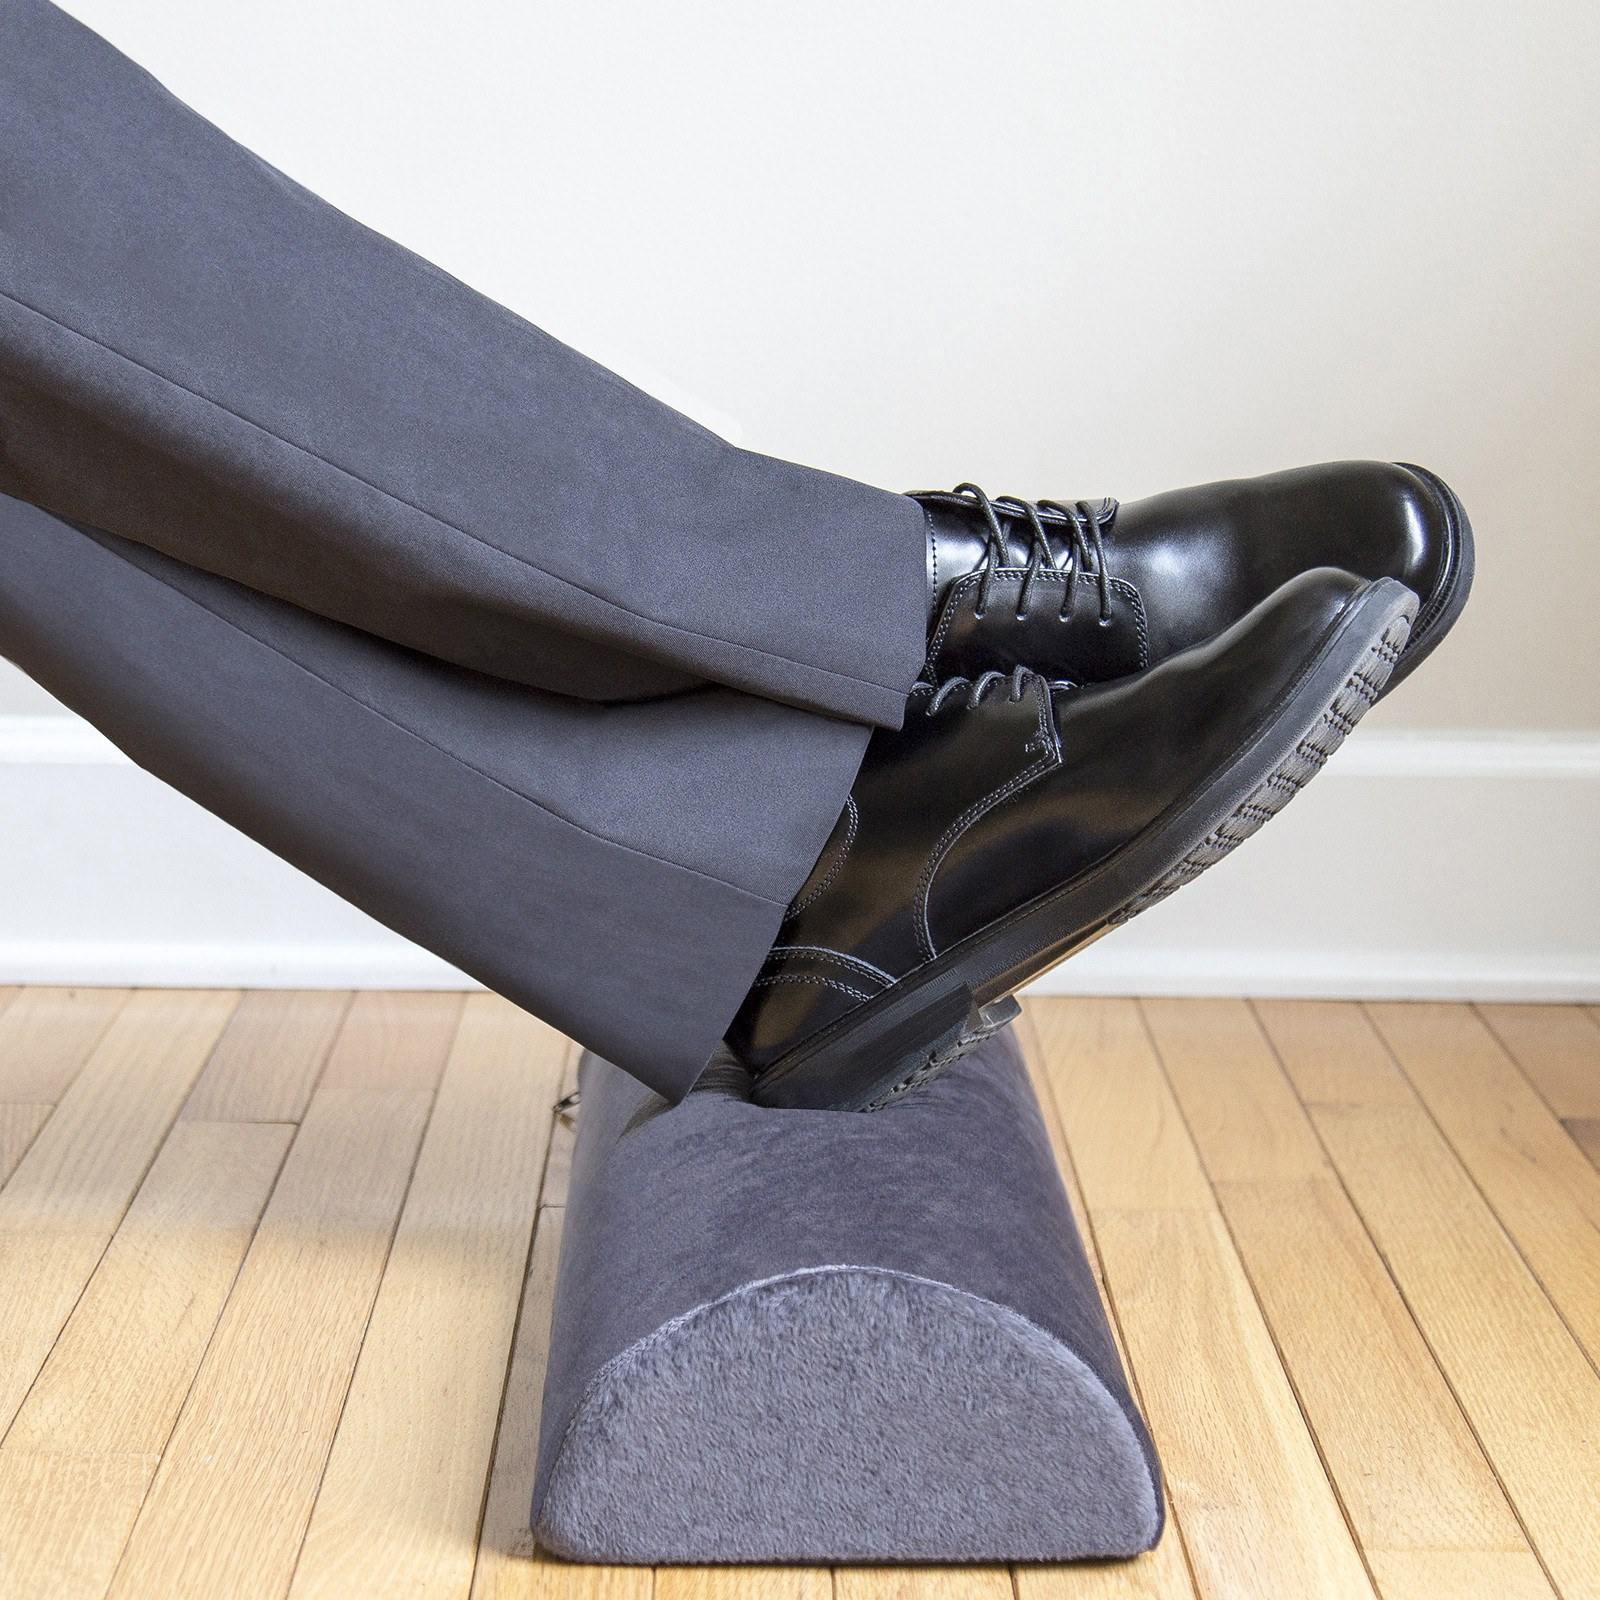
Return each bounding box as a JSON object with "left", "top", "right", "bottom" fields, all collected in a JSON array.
[{"left": 7, "top": 0, "right": 1597, "bottom": 729}]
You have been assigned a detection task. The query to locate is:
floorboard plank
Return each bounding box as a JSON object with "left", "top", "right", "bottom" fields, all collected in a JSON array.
[
  {"left": 182, "top": 990, "right": 353, "bottom": 1123},
  {"left": 1565, "top": 1118, "right": 1600, "bottom": 1170},
  {"left": 1017, "top": 1004, "right": 1199, "bottom": 1600},
  {"left": 1144, "top": 999, "right": 1552, "bottom": 1600},
  {"left": 1030, "top": 999, "right": 1374, "bottom": 1600},
  {"left": 0, "top": 988, "right": 132, "bottom": 1104},
  {"left": 1033, "top": 998, "right": 1214, "bottom": 1213},
  {"left": 1366, "top": 1002, "right": 1600, "bottom": 1371},
  {"left": 6, "top": 990, "right": 1596, "bottom": 1596},
  {"left": 658, "top": 1567, "right": 830, "bottom": 1599},
  {"left": 0, "top": 1105, "right": 51, "bottom": 1189},
  {"left": 1018, "top": 1557, "right": 1197, "bottom": 1600},
  {"left": 1096, "top": 1208, "right": 1376, "bottom": 1600},
  {"left": 289, "top": 998, "right": 569, "bottom": 1600},
  {"left": 0, "top": 990, "right": 239, "bottom": 1441},
  {"left": 0, "top": 1119, "right": 290, "bottom": 1600},
  {"left": 1259, "top": 1000, "right": 1600, "bottom": 1600},
  {"left": 103, "top": 991, "right": 462, "bottom": 1600},
  {"left": 1365, "top": 1551, "right": 1559, "bottom": 1600},
  {"left": 1475, "top": 1003, "right": 1600, "bottom": 1120},
  {"left": 469, "top": 1209, "right": 652, "bottom": 1600},
  {"left": 835, "top": 1570, "right": 1011, "bottom": 1599}
]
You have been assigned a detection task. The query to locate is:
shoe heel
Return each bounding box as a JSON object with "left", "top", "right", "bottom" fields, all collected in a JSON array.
[
  {"left": 753, "top": 987, "right": 1022, "bottom": 1113},
  {"left": 851, "top": 991, "right": 1020, "bottom": 1108}
]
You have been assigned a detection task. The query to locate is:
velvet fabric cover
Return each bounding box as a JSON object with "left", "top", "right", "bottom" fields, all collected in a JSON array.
[{"left": 535, "top": 1027, "right": 1164, "bottom": 1563}]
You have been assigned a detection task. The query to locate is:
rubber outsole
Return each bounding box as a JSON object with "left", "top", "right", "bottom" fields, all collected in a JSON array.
[{"left": 753, "top": 578, "right": 1419, "bottom": 1113}]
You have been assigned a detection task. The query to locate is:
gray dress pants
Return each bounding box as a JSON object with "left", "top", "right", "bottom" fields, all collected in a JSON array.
[{"left": 0, "top": 1, "right": 929, "bottom": 1099}]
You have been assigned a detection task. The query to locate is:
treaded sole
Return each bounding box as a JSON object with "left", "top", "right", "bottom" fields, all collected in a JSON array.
[
  {"left": 856, "top": 994, "right": 1021, "bottom": 1113},
  {"left": 1106, "top": 605, "right": 1411, "bottom": 925},
  {"left": 755, "top": 583, "right": 1416, "bottom": 1113}
]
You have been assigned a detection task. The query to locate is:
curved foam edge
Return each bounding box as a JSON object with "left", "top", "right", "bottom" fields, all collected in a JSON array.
[{"left": 536, "top": 1264, "right": 1162, "bottom": 1565}]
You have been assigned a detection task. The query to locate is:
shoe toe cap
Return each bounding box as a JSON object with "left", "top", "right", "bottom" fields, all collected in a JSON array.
[{"left": 1315, "top": 459, "right": 1464, "bottom": 616}]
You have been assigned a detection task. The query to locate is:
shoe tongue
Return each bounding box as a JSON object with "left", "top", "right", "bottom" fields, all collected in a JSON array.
[{"left": 923, "top": 500, "right": 994, "bottom": 612}]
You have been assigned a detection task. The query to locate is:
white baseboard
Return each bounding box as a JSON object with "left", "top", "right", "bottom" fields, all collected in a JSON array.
[{"left": 2, "top": 716, "right": 1597, "bottom": 1001}]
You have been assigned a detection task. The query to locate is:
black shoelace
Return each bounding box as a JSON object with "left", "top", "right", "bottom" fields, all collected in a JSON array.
[
  {"left": 946, "top": 483, "right": 1119, "bottom": 624},
  {"left": 913, "top": 665, "right": 1071, "bottom": 715}
]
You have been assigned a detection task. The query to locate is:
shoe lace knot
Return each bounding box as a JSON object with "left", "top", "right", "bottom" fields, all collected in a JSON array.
[{"left": 948, "top": 483, "right": 1120, "bottom": 625}]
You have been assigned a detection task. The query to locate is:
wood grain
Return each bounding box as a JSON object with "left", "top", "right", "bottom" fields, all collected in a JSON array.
[
  {"left": 1018, "top": 1003, "right": 1199, "bottom": 1600},
  {"left": 1366, "top": 1002, "right": 1600, "bottom": 1370},
  {"left": 1566, "top": 1118, "right": 1600, "bottom": 1170},
  {"left": 1031, "top": 996, "right": 1213, "bottom": 1212},
  {"left": 0, "top": 987, "right": 131, "bottom": 1103},
  {"left": 182, "top": 989, "right": 352, "bottom": 1123},
  {"left": 835, "top": 1570, "right": 1012, "bottom": 1599},
  {"left": 657, "top": 1567, "right": 831, "bottom": 1600},
  {"left": 469, "top": 1209, "right": 654, "bottom": 1600},
  {"left": 1260, "top": 999, "right": 1600, "bottom": 1600},
  {"left": 0, "top": 1105, "right": 50, "bottom": 1189},
  {"left": 104, "top": 991, "right": 462, "bottom": 1600},
  {"left": 1475, "top": 1003, "right": 1600, "bottom": 1119},
  {"left": 4, "top": 991, "right": 1599, "bottom": 1598},
  {"left": 0, "top": 1119, "right": 290, "bottom": 1600},
  {"left": 1031, "top": 998, "right": 1374, "bottom": 1600},
  {"left": 0, "top": 990, "right": 238, "bottom": 1439},
  {"left": 1094, "top": 1207, "right": 1376, "bottom": 1600},
  {"left": 1143, "top": 999, "right": 1550, "bottom": 1598},
  {"left": 289, "top": 998, "right": 569, "bottom": 1600}
]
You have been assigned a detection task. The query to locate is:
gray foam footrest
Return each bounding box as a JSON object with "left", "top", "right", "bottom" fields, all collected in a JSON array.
[{"left": 532, "top": 1025, "right": 1164, "bottom": 1564}]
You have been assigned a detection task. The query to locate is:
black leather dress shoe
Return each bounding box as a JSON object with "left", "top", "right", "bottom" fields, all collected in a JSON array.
[
  {"left": 916, "top": 461, "right": 1470, "bottom": 693},
  {"left": 732, "top": 568, "right": 1419, "bottom": 1112}
]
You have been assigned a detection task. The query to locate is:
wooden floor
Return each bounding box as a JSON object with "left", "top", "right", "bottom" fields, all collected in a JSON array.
[{"left": 0, "top": 990, "right": 1597, "bottom": 1600}]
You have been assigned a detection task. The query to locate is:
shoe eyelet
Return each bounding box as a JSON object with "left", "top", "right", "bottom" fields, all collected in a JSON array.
[
  {"left": 1097, "top": 613, "right": 1114, "bottom": 627},
  {"left": 973, "top": 607, "right": 987, "bottom": 621}
]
